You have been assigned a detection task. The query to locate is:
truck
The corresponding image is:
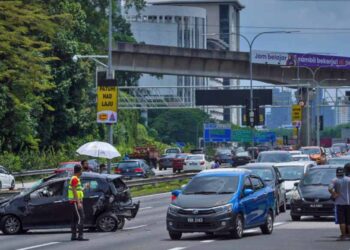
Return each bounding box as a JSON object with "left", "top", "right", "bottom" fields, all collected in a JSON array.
[{"left": 129, "top": 146, "right": 160, "bottom": 168}]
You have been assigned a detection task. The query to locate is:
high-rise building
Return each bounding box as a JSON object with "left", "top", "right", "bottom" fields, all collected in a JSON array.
[{"left": 265, "top": 89, "right": 292, "bottom": 129}]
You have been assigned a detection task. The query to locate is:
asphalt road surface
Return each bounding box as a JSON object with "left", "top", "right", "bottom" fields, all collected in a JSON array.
[{"left": 1, "top": 192, "right": 349, "bottom": 250}]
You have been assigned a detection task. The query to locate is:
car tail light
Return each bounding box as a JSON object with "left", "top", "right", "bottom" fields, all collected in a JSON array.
[
  {"left": 200, "top": 161, "right": 205, "bottom": 165},
  {"left": 171, "top": 195, "right": 177, "bottom": 201},
  {"left": 134, "top": 168, "right": 143, "bottom": 173},
  {"left": 115, "top": 168, "right": 121, "bottom": 174}
]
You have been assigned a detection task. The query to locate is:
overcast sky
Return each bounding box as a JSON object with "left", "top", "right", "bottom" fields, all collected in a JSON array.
[{"left": 239, "top": 0, "right": 350, "bottom": 57}]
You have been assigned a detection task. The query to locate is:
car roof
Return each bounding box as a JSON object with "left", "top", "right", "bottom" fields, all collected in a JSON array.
[
  {"left": 274, "top": 161, "right": 314, "bottom": 167},
  {"left": 197, "top": 168, "right": 250, "bottom": 177},
  {"left": 309, "top": 165, "right": 343, "bottom": 170},
  {"left": 243, "top": 163, "right": 274, "bottom": 168},
  {"left": 334, "top": 156, "right": 350, "bottom": 159},
  {"left": 292, "top": 154, "right": 309, "bottom": 157},
  {"left": 301, "top": 146, "right": 320, "bottom": 149},
  {"left": 259, "top": 151, "right": 290, "bottom": 154},
  {"left": 43, "top": 172, "right": 122, "bottom": 185}
]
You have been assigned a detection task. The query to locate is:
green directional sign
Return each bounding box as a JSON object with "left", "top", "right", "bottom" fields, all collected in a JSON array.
[{"left": 231, "top": 130, "right": 253, "bottom": 143}]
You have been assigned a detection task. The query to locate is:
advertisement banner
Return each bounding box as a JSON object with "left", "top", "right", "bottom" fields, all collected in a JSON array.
[
  {"left": 252, "top": 50, "right": 350, "bottom": 69},
  {"left": 97, "top": 80, "right": 118, "bottom": 124}
]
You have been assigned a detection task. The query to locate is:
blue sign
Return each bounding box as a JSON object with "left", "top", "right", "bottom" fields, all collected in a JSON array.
[
  {"left": 176, "top": 142, "right": 186, "bottom": 148},
  {"left": 254, "top": 132, "right": 276, "bottom": 143},
  {"left": 204, "top": 123, "right": 231, "bottom": 143}
]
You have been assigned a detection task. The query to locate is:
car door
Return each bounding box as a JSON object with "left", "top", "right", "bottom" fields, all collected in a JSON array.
[
  {"left": 239, "top": 176, "right": 257, "bottom": 227},
  {"left": 250, "top": 176, "right": 268, "bottom": 225},
  {"left": 0, "top": 167, "right": 8, "bottom": 188},
  {"left": 23, "top": 180, "right": 69, "bottom": 227},
  {"left": 81, "top": 178, "right": 107, "bottom": 225},
  {"left": 2, "top": 167, "right": 12, "bottom": 188},
  {"left": 274, "top": 167, "right": 285, "bottom": 207}
]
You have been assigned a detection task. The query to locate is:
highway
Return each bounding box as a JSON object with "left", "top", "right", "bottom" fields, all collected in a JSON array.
[{"left": 0, "top": 192, "right": 348, "bottom": 250}]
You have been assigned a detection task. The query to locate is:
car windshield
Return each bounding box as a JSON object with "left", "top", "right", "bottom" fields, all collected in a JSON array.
[
  {"left": 187, "top": 155, "right": 203, "bottom": 161},
  {"left": 328, "top": 158, "right": 350, "bottom": 165},
  {"left": 257, "top": 153, "right": 291, "bottom": 163},
  {"left": 176, "top": 154, "right": 188, "bottom": 159},
  {"left": 292, "top": 156, "right": 309, "bottom": 161},
  {"left": 277, "top": 165, "right": 305, "bottom": 181},
  {"left": 244, "top": 168, "right": 274, "bottom": 181},
  {"left": 118, "top": 162, "right": 139, "bottom": 169},
  {"left": 166, "top": 149, "right": 180, "bottom": 154},
  {"left": 301, "top": 168, "right": 337, "bottom": 186},
  {"left": 301, "top": 148, "right": 320, "bottom": 155},
  {"left": 183, "top": 176, "right": 239, "bottom": 194}
]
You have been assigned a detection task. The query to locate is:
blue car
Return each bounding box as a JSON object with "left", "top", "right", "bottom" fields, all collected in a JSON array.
[{"left": 166, "top": 169, "right": 275, "bottom": 240}]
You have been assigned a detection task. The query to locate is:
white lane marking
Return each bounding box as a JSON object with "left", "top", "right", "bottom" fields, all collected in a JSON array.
[
  {"left": 137, "top": 192, "right": 169, "bottom": 199},
  {"left": 168, "top": 248, "right": 187, "bottom": 250},
  {"left": 244, "top": 229, "right": 258, "bottom": 233},
  {"left": 200, "top": 240, "right": 215, "bottom": 243},
  {"left": 123, "top": 224, "right": 147, "bottom": 230},
  {"left": 140, "top": 206, "right": 153, "bottom": 211},
  {"left": 274, "top": 221, "right": 287, "bottom": 226},
  {"left": 16, "top": 242, "right": 60, "bottom": 250}
]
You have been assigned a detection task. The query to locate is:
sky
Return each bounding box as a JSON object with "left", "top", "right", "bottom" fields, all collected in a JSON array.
[{"left": 239, "top": 0, "right": 350, "bottom": 56}]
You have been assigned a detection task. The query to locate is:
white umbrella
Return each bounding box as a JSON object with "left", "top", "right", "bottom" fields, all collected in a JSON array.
[{"left": 76, "top": 141, "right": 121, "bottom": 159}]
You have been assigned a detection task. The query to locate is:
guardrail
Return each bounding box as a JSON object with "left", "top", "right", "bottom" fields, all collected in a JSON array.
[
  {"left": 0, "top": 173, "right": 195, "bottom": 200},
  {"left": 12, "top": 169, "right": 56, "bottom": 177}
]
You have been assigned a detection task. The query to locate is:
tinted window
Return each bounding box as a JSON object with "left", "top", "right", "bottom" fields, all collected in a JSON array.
[
  {"left": 0, "top": 168, "right": 5, "bottom": 174},
  {"left": 30, "top": 181, "right": 64, "bottom": 199},
  {"left": 244, "top": 177, "right": 253, "bottom": 189},
  {"left": 187, "top": 155, "right": 204, "bottom": 161},
  {"left": 257, "top": 153, "right": 292, "bottom": 163},
  {"left": 81, "top": 179, "right": 106, "bottom": 193},
  {"left": 301, "top": 168, "right": 337, "bottom": 186},
  {"left": 118, "top": 162, "right": 139, "bottom": 169},
  {"left": 301, "top": 148, "right": 321, "bottom": 155},
  {"left": 328, "top": 158, "right": 350, "bottom": 165},
  {"left": 250, "top": 176, "right": 264, "bottom": 190},
  {"left": 277, "top": 165, "right": 305, "bottom": 180},
  {"left": 183, "top": 176, "right": 239, "bottom": 194}
]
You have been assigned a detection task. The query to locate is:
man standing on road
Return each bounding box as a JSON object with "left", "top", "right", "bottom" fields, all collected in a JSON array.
[
  {"left": 68, "top": 164, "right": 89, "bottom": 241},
  {"left": 329, "top": 167, "right": 350, "bottom": 240},
  {"left": 81, "top": 160, "right": 91, "bottom": 172}
]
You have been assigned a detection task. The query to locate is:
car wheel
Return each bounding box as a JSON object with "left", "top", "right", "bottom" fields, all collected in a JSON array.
[
  {"left": 280, "top": 200, "right": 287, "bottom": 213},
  {"left": 169, "top": 231, "right": 182, "bottom": 240},
  {"left": 9, "top": 180, "right": 15, "bottom": 191},
  {"left": 230, "top": 214, "right": 244, "bottom": 239},
  {"left": 96, "top": 213, "right": 118, "bottom": 232},
  {"left": 260, "top": 211, "right": 274, "bottom": 234},
  {"left": 1, "top": 215, "right": 22, "bottom": 235},
  {"left": 117, "top": 216, "right": 125, "bottom": 230},
  {"left": 291, "top": 215, "right": 301, "bottom": 221}
]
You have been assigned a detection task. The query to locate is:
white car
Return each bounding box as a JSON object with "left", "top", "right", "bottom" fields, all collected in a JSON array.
[
  {"left": 291, "top": 154, "right": 312, "bottom": 162},
  {"left": 274, "top": 161, "right": 316, "bottom": 205},
  {"left": 0, "top": 166, "right": 15, "bottom": 190},
  {"left": 183, "top": 154, "right": 210, "bottom": 172}
]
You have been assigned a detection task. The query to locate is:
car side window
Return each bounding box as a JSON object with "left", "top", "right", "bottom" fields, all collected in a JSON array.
[
  {"left": 81, "top": 179, "right": 104, "bottom": 193},
  {"left": 250, "top": 176, "right": 264, "bottom": 190},
  {"left": 0, "top": 168, "right": 4, "bottom": 174},
  {"left": 244, "top": 177, "right": 253, "bottom": 190},
  {"left": 30, "top": 181, "right": 64, "bottom": 200}
]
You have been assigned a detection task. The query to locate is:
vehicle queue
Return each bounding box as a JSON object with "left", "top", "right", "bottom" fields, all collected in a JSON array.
[{"left": 0, "top": 144, "right": 350, "bottom": 241}]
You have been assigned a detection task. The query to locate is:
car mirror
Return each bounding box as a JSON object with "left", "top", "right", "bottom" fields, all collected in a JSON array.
[
  {"left": 294, "top": 182, "right": 299, "bottom": 187},
  {"left": 244, "top": 188, "right": 254, "bottom": 196}
]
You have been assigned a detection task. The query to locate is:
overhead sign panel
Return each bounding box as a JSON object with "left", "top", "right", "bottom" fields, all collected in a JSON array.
[
  {"left": 97, "top": 79, "right": 118, "bottom": 123},
  {"left": 204, "top": 123, "right": 231, "bottom": 143},
  {"left": 253, "top": 50, "right": 350, "bottom": 69},
  {"left": 195, "top": 89, "right": 272, "bottom": 106}
]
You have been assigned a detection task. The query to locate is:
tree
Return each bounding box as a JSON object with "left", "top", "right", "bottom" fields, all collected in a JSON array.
[{"left": 0, "top": 1, "right": 60, "bottom": 150}]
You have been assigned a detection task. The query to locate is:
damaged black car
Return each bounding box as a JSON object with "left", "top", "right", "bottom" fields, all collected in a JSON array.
[{"left": 0, "top": 172, "right": 139, "bottom": 234}]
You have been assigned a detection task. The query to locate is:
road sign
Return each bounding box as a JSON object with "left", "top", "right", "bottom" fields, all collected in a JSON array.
[
  {"left": 254, "top": 131, "right": 276, "bottom": 143},
  {"left": 231, "top": 130, "right": 253, "bottom": 143},
  {"left": 204, "top": 123, "right": 231, "bottom": 142},
  {"left": 97, "top": 80, "right": 118, "bottom": 123},
  {"left": 291, "top": 105, "right": 302, "bottom": 122}
]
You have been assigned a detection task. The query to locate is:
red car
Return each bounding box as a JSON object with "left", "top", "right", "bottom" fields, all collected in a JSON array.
[
  {"left": 54, "top": 161, "right": 80, "bottom": 174},
  {"left": 172, "top": 154, "right": 189, "bottom": 173}
]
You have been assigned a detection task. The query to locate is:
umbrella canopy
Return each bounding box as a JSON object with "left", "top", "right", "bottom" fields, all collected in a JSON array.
[{"left": 76, "top": 141, "right": 121, "bottom": 159}]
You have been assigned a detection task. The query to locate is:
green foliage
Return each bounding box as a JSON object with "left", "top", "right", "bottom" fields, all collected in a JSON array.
[
  {"left": 149, "top": 109, "right": 210, "bottom": 145},
  {"left": 321, "top": 123, "right": 350, "bottom": 138}
]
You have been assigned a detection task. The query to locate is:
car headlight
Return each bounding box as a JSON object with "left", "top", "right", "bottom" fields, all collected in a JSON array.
[
  {"left": 168, "top": 204, "right": 181, "bottom": 214},
  {"left": 213, "top": 204, "right": 233, "bottom": 214},
  {"left": 291, "top": 189, "right": 302, "bottom": 201}
]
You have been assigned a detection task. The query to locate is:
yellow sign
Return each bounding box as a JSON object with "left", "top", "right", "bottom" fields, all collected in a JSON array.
[
  {"left": 291, "top": 105, "right": 302, "bottom": 122},
  {"left": 97, "top": 85, "right": 118, "bottom": 123}
]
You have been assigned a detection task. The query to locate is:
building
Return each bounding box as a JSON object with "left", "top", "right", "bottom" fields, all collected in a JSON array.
[
  {"left": 265, "top": 89, "right": 292, "bottom": 129},
  {"left": 123, "top": 0, "right": 244, "bottom": 124}
]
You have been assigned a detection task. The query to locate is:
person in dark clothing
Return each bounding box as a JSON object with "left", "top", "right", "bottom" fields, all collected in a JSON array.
[
  {"left": 81, "top": 159, "right": 90, "bottom": 172},
  {"left": 68, "top": 165, "right": 89, "bottom": 241},
  {"left": 99, "top": 163, "right": 107, "bottom": 174}
]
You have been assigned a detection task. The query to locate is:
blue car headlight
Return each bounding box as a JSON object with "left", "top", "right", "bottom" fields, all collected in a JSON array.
[
  {"left": 168, "top": 204, "right": 181, "bottom": 214},
  {"left": 213, "top": 204, "right": 233, "bottom": 214}
]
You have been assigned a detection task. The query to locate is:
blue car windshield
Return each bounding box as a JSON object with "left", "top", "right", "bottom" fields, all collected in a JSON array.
[{"left": 183, "top": 176, "right": 239, "bottom": 195}]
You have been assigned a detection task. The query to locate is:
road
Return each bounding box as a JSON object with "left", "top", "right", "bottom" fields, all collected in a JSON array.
[{"left": 0, "top": 192, "right": 348, "bottom": 250}]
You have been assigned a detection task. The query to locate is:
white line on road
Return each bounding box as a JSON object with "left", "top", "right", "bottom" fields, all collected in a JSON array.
[
  {"left": 168, "top": 247, "right": 187, "bottom": 250},
  {"left": 274, "top": 221, "right": 287, "bottom": 226},
  {"left": 16, "top": 242, "right": 60, "bottom": 250},
  {"left": 123, "top": 224, "right": 148, "bottom": 230},
  {"left": 140, "top": 206, "right": 153, "bottom": 211},
  {"left": 200, "top": 240, "right": 215, "bottom": 243}
]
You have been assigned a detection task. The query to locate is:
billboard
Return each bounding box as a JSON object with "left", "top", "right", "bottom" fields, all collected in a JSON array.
[
  {"left": 252, "top": 50, "right": 350, "bottom": 69},
  {"left": 203, "top": 123, "right": 231, "bottom": 143},
  {"left": 97, "top": 79, "right": 118, "bottom": 123}
]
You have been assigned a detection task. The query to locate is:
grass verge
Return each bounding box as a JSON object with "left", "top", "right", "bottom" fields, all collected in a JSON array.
[{"left": 131, "top": 179, "right": 190, "bottom": 197}]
